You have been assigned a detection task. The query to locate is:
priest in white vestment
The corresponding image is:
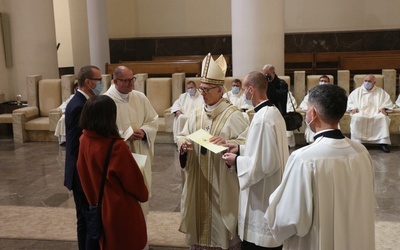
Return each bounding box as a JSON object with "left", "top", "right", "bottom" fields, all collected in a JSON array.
[
  {"left": 170, "top": 80, "right": 203, "bottom": 142},
  {"left": 266, "top": 84, "right": 375, "bottom": 250},
  {"left": 223, "top": 78, "right": 253, "bottom": 111},
  {"left": 347, "top": 74, "right": 393, "bottom": 152},
  {"left": 105, "top": 66, "right": 158, "bottom": 215},
  {"left": 299, "top": 75, "right": 332, "bottom": 144},
  {"left": 222, "top": 71, "right": 289, "bottom": 250},
  {"left": 177, "top": 54, "right": 249, "bottom": 250}
]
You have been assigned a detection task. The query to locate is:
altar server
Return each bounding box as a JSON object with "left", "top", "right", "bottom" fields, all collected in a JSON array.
[{"left": 267, "top": 84, "right": 375, "bottom": 250}]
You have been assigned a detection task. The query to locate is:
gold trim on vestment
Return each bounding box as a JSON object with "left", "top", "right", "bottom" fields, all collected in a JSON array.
[{"left": 195, "top": 102, "right": 237, "bottom": 245}]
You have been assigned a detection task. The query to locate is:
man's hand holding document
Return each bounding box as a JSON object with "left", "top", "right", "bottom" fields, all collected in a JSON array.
[{"left": 186, "top": 129, "right": 228, "bottom": 154}]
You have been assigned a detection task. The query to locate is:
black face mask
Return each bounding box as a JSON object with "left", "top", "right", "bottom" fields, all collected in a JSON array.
[{"left": 265, "top": 74, "right": 272, "bottom": 82}]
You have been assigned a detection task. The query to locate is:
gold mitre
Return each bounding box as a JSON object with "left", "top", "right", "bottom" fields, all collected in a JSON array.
[{"left": 200, "top": 53, "right": 227, "bottom": 85}]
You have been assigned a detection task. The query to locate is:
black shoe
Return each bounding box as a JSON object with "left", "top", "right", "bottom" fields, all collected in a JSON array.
[{"left": 381, "top": 144, "right": 390, "bottom": 153}]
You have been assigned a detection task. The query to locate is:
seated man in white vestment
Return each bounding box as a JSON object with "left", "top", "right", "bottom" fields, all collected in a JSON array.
[
  {"left": 266, "top": 84, "right": 375, "bottom": 250},
  {"left": 286, "top": 91, "right": 297, "bottom": 147},
  {"left": 54, "top": 82, "right": 78, "bottom": 145},
  {"left": 347, "top": 74, "right": 393, "bottom": 153},
  {"left": 395, "top": 94, "right": 400, "bottom": 108},
  {"left": 177, "top": 53, "right": 249, "bottom": 250},
  {"left": 105, "top": 65, "right": 159, "bottom": 216},
  {"left": 222, "top": 71, "right": 289, "bottom": 250},
  {"left": 170, "top": 80, "right": 203, "bottom": 142},
  {"left": 223, "top": 78, "right": 253, "bottom": 111},
  {"left": 299, "top": 75, "right": 332, "bottom": 144}
]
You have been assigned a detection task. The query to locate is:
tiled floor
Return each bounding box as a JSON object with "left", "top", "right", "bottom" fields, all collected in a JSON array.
[{"left": 0, "top": 136, "right": 399, "bottom": 249}]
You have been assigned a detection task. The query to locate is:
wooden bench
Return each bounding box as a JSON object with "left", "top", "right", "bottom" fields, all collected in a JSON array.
[
  {"left": 285, "top": 50, "right": 400, "bottom": 78},
  {"left": 284, "top": 53, "right": 315, "bottom": 75},
  {"left": 339, "top": 55, "right": 400, "bottom": 71},
  {"left": 106, "top": 60, "right": 202, "bottom": 77}
]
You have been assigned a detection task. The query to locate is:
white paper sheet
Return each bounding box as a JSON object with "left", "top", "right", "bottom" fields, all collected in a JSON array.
[
  {"left": 132, "top": 153, "right": 147, "bottom": 171},
  {"left": 120, "top": 126, "right": 134, "bottom": 141}
]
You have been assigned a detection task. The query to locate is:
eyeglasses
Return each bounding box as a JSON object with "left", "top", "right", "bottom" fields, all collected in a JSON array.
[
  {"left": 198, "top": 86, "right": 219, "bottom": 94},
  {"left": 89, "top": 78, "right": 102, "bottom": 82},
  {"left": 116, "top": 77, "right": 136, "bottom": 84}
]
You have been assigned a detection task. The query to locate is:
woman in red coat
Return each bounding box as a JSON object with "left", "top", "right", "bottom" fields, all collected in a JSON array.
[{"left": 77, "top": 95, "right": 148, "bottom": 249}]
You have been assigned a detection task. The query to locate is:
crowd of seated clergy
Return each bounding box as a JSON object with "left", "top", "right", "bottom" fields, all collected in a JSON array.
[{"left": 52, "top": 67, "right": 400, "bottom": 154}]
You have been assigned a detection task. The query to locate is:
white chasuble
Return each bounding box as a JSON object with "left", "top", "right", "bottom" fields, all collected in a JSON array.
[
  {"left": 177, "top": 99, "right": 249, "bottom": 249},
  {"left": 236, "top": 104, "right": 289, "bottom": 247},
  {"left": 347, "top": 86, "right": 393, "bottom": 143},
  {"left": 105, "top": 84, "right": 158, "bottom": 214},
  {"left": 266, "top": 136, "right": 375, "bottom": 250}
]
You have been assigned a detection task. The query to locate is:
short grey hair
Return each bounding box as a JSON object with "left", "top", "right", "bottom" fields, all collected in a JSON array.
[{"left": 262, "top": 64, "right": 275, "bottom": 73}]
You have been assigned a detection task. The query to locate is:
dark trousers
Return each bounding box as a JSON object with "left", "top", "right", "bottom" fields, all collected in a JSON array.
[
  {"left": 73, "top": 190, "right": 100, "bottom": 250},
  {"left": 242, "top": 240, "right": 283, "bottom": 250}
]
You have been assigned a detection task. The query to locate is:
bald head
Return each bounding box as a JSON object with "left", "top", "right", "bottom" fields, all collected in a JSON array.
[
  {"left": 112, "top": 66, "right": 135, "bottom": 94},
  {"left": 113, "top": 66, "right": 133, "bottom": 79}
]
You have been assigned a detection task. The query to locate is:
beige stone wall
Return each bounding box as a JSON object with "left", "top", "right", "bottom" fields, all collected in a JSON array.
[
  {"left": 106, "top": 0, "right": 400, "bottom": 38},
  {"left": 284, "top": 0, "right": 400, "bottom": 33}
]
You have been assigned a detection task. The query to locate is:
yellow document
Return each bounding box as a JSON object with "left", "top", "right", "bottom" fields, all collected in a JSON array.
[{"left": 186, "top": 129, "right": 228, "bottom": 154}]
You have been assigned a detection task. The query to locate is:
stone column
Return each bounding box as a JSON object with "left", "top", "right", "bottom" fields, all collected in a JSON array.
[
  {"left": 3, "top": 0, "right": 59, "bottom": 100},
  {"left": 86, "top": 0, "right": 110, "bottom": 72},
  {"left": 68, "top": 0, "right": 90, "bottom": 74},
  {"left": 231, "top": 0, "right": 285, "bottom": 76}
]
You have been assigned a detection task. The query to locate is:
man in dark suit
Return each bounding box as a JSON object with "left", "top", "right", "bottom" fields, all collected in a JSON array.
[
  {"left": 64, "top": 65, "right": 103, "bottom": 250},
  {"left": 261, "top": 64, "right": 288, "bottom": 115}
]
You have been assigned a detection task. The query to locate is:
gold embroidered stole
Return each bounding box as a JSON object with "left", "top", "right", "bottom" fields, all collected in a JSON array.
[{"left": 195, "top": 101, "right": 238, "bottom": 245}]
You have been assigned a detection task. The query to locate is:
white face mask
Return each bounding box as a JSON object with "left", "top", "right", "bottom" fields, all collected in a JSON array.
[
  {"left": 188, "top": 88, "right": 196, "bottom": 96},
  {"left": 305, "top": 108, "right": 316, "bottom": 132},
  {"left": 363, "top": 81, "right": 373, "bottom": 90},
  {"left": 319, "top": 81, "right": 328, "bottom": 85},
  {"left": 232, "top": 86, "right": 240, "bottom": 94},
  {"left": 242, "top": 88, "right": 253, "bottom": 106},
  {"left": 92, "top": 80, "right": 104, "bottom": 96}
]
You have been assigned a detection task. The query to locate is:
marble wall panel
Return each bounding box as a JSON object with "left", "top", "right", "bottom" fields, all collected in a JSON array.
[
  {"left": 110, "top": 30, "right": 400, "bottom": 63},
  {"left": 285, "top": 29, "right": 400, "bottom": 53},
  {"left": 109, "top": 35, "right": 232, "bottom": 63}
]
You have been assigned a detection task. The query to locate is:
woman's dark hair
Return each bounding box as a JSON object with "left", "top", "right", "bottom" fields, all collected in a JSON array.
[{"left": 79, "top": 95, "right": 120, "bottom": 137}]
